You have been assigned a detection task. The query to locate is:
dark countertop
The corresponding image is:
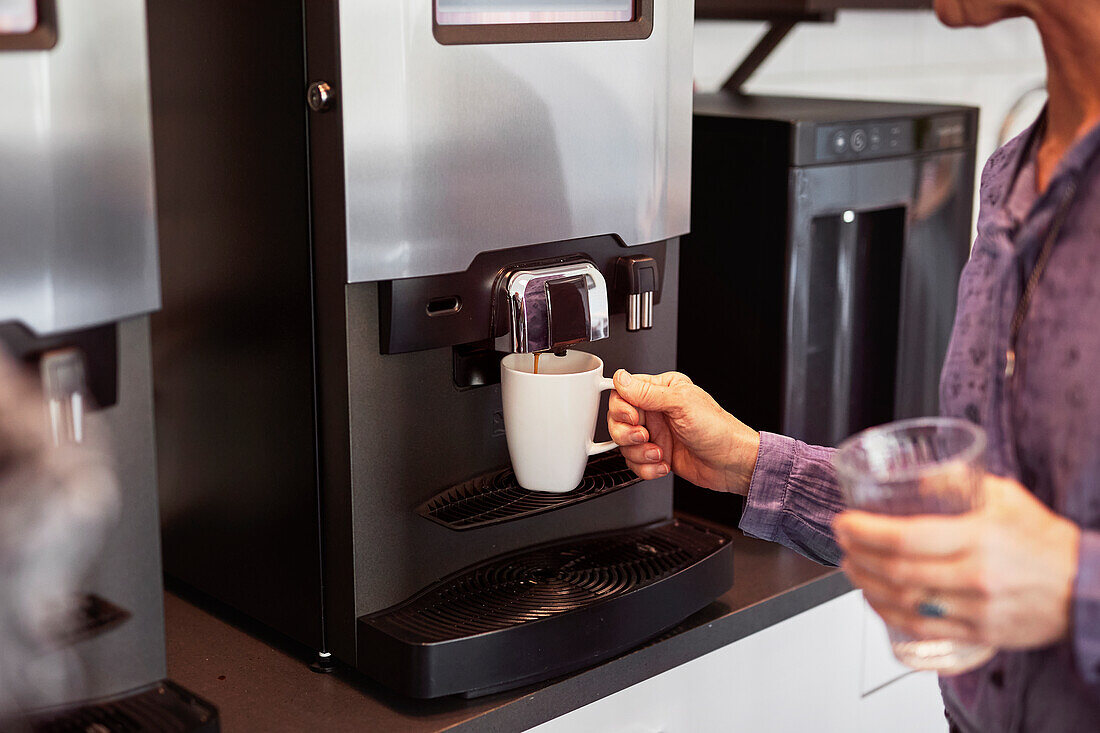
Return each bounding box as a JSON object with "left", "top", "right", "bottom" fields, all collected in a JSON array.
[{"left": 165, "top": 522, "right": 851, "bottom": 732}]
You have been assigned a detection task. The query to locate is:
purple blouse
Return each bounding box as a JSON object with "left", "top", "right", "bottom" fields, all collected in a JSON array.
[{"left": 739, "top": 117, "right": 1100, "bottom": 731}]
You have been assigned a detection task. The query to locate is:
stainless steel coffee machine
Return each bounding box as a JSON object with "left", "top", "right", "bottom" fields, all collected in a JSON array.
[
  {"left": 149, "top": 0, "right": 733, "bottom": 699},
  {"left": 0, "top": 0, "right": 215, "bottom": 727}
]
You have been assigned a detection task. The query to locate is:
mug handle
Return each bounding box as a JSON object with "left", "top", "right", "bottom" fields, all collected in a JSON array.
[{"left": 588, "top": 377, "right": 619, "bottom": 456}]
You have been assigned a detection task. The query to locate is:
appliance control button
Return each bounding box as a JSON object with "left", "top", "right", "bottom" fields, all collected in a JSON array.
[
  {"left": 851, "top": 129, "right": 868, "bottom": 153},
  {"left": 831, "top": 130, "right": 848, "bottom": 154},
  {"left": 888, "top": 124, "right": 903, "bottom": 148},
  {"left": 869, "top": 128, "right": 882, "bottom": 149}
]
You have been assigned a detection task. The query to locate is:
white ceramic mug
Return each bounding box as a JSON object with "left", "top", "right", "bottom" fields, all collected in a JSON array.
[{"left": 500, "top": 350, "right": 618, "bottom": 493}]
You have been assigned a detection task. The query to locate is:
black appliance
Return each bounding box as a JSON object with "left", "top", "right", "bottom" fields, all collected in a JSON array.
[{"left": 681, "top": 93, "right": 977, "bottom": 449}]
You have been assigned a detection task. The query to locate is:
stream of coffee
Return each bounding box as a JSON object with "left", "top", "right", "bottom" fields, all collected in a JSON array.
[{"left": 533, "top": 352, "right": 541, "bottom": 374}]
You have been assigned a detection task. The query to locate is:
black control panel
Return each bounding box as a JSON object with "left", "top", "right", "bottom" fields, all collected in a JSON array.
[
  {"left": 922, "top": 114, "right": 970, "bottom": 151},
  {"left": 816, "top": 119, "right": 913, "bottom": 162},
  {"left": 693, "top": 93, "right": 979, "bottom": 168},
  {"left": 813, "top": 113, "right": 970, "bottom": 164}
]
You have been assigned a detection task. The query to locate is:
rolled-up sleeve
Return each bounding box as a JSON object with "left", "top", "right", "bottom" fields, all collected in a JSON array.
[
  {"left": 1073, "top": 529, "right": 1100, "bottom": 692},
  {"left": 738, "top": 432, "right": 845, "bottom": 566}
]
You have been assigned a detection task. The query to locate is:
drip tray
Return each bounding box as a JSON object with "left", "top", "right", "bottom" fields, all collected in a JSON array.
[
  {"left": 357, "top": 517, "right": 733, "bottom": 699},
  {"left": 418, "top": 450, "right": 642, "bottom": 530},
  {"left": 27, "top": 680, "right": 218, "bottom": 732}
]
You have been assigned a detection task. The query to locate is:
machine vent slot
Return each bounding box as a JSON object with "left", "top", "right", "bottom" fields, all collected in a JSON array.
[
  {"left": 426, "top": 295, "right": 462, "bottom": 316},
  {"left": 28, "top": 680, "right": 218, "bottom": 732},
  {"left": 417, "top": 450, "right": 643, "bottom": 530}
]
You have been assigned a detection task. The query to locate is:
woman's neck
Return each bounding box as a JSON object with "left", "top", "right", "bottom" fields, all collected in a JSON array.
[{"left": 1032, "top": 6, "right": 1100, "bottom": 191}]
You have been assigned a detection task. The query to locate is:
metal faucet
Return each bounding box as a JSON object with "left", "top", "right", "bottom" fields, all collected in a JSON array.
[
  {"left": 615, "top": 254, "right": 659, "bottom": 332},
  {"left": 40, "top": 348, "right": 88, "bottom": 446},
  {"left": 499, "top": 261, "right": 610, "bottom": 354}
]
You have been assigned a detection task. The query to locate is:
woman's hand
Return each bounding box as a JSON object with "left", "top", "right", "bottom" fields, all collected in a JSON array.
[
  {"left": 835, "top": 475, "right": 1082, "bottom": 650},
  {"left": 606, "top": 370, "right": 760, "bottom": 494}
]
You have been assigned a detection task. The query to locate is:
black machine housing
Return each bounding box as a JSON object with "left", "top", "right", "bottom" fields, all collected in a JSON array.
[{"left": 677, "top": 93, "right": 977, "bottom": 519}]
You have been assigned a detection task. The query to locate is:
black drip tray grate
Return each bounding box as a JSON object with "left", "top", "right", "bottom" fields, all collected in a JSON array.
[
  {"left": 418, "top": 450, "right": 642, "bottom": 530},
  {"left": 28, "top": 680, "right": 218, "bottom": 732},
  {"left": 377, "top": 519, "right": 725, "bottom": 641},
  {"left": 358, "top": 518, "right": 734, "bottom": 698}
]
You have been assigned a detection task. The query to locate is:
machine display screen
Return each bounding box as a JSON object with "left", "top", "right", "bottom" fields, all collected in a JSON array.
[
  {"left": 0, "top": 0, "right": 36, "bottom": 34},
  {"left": 436, "top": 0, "right": 634, "bottom": 25}
]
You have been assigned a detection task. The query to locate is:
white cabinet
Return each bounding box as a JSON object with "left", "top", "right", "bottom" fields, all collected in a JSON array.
[
  {"left": 861, "top": 594, "right": 918, "bottom": 695},
  {"left": 527, "top": 591, "right": 947, "bottom": 733}
]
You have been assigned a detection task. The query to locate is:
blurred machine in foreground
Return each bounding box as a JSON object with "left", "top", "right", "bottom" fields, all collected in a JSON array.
[{"left": 0, "top": 1, "right": 216, "bottom": 727}]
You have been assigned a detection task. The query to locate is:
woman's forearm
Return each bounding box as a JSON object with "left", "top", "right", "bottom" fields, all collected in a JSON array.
[{"left": 739, "top": 432, "right": 845, "bottom": 567}]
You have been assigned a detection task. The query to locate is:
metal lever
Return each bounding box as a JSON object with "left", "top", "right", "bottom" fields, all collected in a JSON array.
[
  {"left": 40, "top": 348, "right": 89, "bottom": 446},
  {"left": 615, "top": 255, "right": 660, "bottom": 331},
  {"left": 627, "top": 291, "right": 654, "bottom": 332},
  {"left": 546, "top": 275, "right": 592, "bottom": 353}
]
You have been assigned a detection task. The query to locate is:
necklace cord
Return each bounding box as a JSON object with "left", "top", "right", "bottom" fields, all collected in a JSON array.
[{"left": 1006, "top": 180, "right": 1080, "bottom": 379}]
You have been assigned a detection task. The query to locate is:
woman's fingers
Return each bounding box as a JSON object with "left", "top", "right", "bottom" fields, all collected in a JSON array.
[
  {"left": 609, "top": 393, "right": 642, "bottom": 426},
  {"left": 608, "top": 413, "right": 649, "bottom": 446},
  {"left": 609, "top": 383, "right": 671, "bottom": 479},
  {"left": 835, "top": 510, "right": 976, "bottom": 558},
  {"left": 844, "top": 561, "right": 982, "bottom": 642},
  {"left": 613, "top": 370, "right": 684, "bottom": 416},
  {"left": 841, "top": 546, "right": 979, "bottom": 593},
  {"left": 866, "top": 597, "right": 979, "bottom": 643},
  {"left": 623, "top": 456, "right": 670, "bottom": 480},
  {"left": 621, "top": 443, "right": 662, "bottom": 465}
]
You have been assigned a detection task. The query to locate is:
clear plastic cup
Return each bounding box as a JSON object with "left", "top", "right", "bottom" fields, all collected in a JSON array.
[{"left": 834, "top": 417, "right": 995, "bottom": 675}]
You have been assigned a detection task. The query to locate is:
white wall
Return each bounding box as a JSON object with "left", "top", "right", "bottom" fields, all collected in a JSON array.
[{"left": 695, "top": 11, "right": 1047, "bottom": 182}]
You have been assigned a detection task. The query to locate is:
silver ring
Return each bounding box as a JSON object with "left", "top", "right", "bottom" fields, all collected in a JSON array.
[{"left": 917, "top": 596, "right": 948, "bottom": 619}]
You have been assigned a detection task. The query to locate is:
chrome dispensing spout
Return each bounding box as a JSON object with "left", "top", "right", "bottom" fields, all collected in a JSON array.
[
  {"left": 499, "top": 261, "right": 610, "bottom": 354},
  {"left": 40, "top": 349, "right": 89, "bottom": 446}
]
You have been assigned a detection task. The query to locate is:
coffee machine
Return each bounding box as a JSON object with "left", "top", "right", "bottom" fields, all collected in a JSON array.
[
  {"left": 0, "top": 0, "right": 215, "bottom": 727},
  {"left": 680, "top": 94, "right": 977, "bottom": 456},
  {"left": 148, "top": 0, "right": 733, "bottom": 699}
]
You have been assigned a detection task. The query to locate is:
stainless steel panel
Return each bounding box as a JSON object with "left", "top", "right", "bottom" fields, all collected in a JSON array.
[
  {"left": 0, "top": 0, "right": 159, "bottom": 336},
  {"left": 337, "top": 0, "right": 693, "bottom": 282}
]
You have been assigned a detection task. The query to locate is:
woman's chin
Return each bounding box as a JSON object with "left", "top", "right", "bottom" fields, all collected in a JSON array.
[
  {"left": 933, "top": 0, "right": 976, "bottom": 27},
  {"left": 933, "top": 0, "right": 1018, "bottom": 28}
]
